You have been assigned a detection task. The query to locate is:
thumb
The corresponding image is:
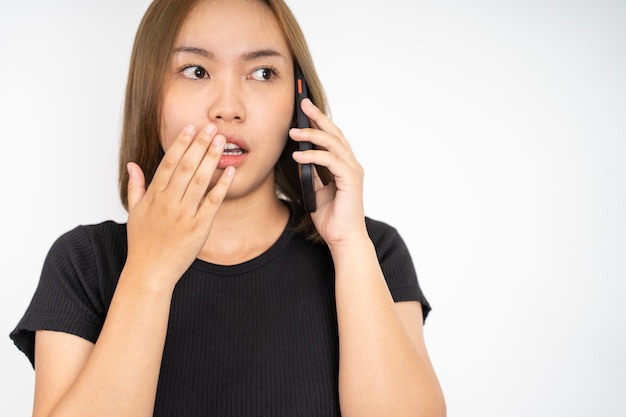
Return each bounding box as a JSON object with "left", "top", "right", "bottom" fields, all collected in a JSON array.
[{"left": 126, "top": 162, "right": 146, "bottom": 212}]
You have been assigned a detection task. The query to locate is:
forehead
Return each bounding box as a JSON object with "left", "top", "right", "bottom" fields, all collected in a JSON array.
[{"left": 176, "top": 0, "right": 290, "bottom": 59}]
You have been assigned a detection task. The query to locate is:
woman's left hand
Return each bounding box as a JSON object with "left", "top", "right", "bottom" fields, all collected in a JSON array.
[{"left": 290, "top": 98, "right": 367, "bottom": 248}]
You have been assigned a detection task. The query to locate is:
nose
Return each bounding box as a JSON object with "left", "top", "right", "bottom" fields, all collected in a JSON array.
[{"left": 208, "top": 76, "right": 246, "bottom": 123}]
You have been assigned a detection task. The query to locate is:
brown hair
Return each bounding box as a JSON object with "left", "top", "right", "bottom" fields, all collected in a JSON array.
[{"left": 118, "top": 0, "right": 331, "bottom": 242}]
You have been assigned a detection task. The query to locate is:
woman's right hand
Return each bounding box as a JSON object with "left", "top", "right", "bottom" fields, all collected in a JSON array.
[{"left": 124, "top": 123, "right": 235, "bottom": 290}]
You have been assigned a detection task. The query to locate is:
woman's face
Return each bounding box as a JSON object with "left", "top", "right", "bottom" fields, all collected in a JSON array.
[{"left": 160, "top": 0, "right": 294, "bottom": 198}]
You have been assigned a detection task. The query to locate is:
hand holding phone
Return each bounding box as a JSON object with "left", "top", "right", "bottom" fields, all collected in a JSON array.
[{"left": 294, "top": 63, "right": 316, "bottom": 212}]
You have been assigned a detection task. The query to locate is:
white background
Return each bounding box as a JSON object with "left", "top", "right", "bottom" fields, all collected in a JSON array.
[{"left": 1, "top": 0, "right": 625, "bottom": 415}]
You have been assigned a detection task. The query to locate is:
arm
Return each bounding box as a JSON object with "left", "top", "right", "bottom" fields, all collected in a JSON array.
[
  {"left": 332, "top": 239, "right": 446, "bottom": 417},
  {"left": 291, "top": 100, "right": 446, "bottom": 417},
  {"left": 33, "top": 279, "right": 174, "bottom": 417},
  {"left": 32, "top": 124, "right": 233, "bottom": 417}
]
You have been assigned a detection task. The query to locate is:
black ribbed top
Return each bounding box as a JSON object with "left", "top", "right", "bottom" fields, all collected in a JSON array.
[{"left": 10, "top": 217, "right": 429, "bottom": 416}]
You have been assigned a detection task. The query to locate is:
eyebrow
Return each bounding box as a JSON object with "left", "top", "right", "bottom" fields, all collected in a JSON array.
[
  {"left": 173, "top": 46, "right": 214, "bottom": 59},
  {"left": 172, "top": 46, "right": 286, "bottom": 61}
]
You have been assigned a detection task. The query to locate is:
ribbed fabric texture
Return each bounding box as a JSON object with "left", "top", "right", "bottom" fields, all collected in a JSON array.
[{"left": 10, "top": 217, "right": 429, "bottom": 416}]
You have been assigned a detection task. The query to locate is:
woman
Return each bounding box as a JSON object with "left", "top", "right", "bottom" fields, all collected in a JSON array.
[{"left": 10, "top": 0, "right": 445, "bottom": 416}]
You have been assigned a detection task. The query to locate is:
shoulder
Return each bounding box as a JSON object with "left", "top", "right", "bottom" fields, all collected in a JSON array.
[
  {"left": 10, "top": 222, "right": 126, "bottom": 363},
  {"left": 52, "top": 221, "right": 127, "bottom": 254},
  {"left": 46, "top": 221, "right": 128, "bottom": 278},
  {"left": 365, "top": 217, "right": 430, "bottom": 309},
  {"left": 365, "top": 216, "right": 399, "bottom": 238},
  {"left": 365, "top": 217, "right": 408, "bottom": 256},
  {"left": 41, "top": 220, "right": 127, "bottom": 313}
]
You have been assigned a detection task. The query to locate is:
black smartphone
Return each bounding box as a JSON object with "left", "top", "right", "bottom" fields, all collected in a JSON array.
[{"left": 294, "top": 63, "right": 316, "bottom": 212}]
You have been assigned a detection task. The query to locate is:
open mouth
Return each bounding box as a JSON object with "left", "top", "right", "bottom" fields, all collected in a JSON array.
[{"left": 223, "top": 143, "right": 246, "bottom": 156}]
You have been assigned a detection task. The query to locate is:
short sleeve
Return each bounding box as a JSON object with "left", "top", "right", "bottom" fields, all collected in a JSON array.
[
  {"left": 9, "top": 226, "right": 107, "bottom": 367},
  {"left": 366, "top": 218, "right": 431, "bottom": 321}
]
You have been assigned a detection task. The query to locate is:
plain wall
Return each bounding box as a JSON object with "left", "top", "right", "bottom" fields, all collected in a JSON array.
[{"left": 1, "top": 0, "right": 625, "bottom": 415}]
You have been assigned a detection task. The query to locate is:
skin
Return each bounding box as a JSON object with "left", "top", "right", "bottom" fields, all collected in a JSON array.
[{"left": 31, "top": 1, "right": 446, "bottom": 416}]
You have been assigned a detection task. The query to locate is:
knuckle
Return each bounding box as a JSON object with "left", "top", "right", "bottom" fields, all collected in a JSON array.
[
  {"left": 177, "top": 159, "right": 195, "bottom": 174},
  {"left": 192, "top": 173, "right": 208, "bottom": 187},
  {"left": 204, "top": 191, "right": 223, "bottom": 206},
  {"left": 204, "top": 179, "right": 229, "bottom": 206},
  {"left": 160, "top": 155, "right": 178, "bottom": 170},
  {"left": 196, "top": 133, "right": 212, "bottom": 147}
]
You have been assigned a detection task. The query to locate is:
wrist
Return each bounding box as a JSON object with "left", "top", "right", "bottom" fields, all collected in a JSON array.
[
  {"left": 118, "top": 263, "right": 178, "bottom": 298},
  {"left": 327, "top": 230, "right": 375, "bottom": 260}
]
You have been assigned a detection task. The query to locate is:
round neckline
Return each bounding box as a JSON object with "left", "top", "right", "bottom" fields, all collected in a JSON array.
[{"left": 189, "top": 211, "right": 297, "bottom": 276}]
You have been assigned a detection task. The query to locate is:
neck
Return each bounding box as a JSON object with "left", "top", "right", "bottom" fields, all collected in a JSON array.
[{"left": 197, "top": 191, "right": 290, "bottom": 266}]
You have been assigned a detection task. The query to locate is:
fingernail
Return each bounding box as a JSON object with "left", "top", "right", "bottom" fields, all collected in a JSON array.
[
  {"left": 204, "top": 124, "right": 216, "bottom": 135},
  {"left": 183, "top": 125, "right": 196, "bottom": 135}
]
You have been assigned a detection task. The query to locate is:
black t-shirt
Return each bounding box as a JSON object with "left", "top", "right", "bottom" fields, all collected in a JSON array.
[{"left": 10, "top": 217, "right": 430, "bottom": 416}]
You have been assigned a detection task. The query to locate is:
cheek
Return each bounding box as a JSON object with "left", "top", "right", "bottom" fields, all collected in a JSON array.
[
  {"left": 159, "top": 105, "right": 179, "bottom": 152},
  {"left": 159, "top": 89, "right": 193, "bottom": 152},
  {"left": 266, "top": 102, "right": 294, "bottom": 156},
  {"left": 269, "top": 92, "right": 295, "bottom": 138}
]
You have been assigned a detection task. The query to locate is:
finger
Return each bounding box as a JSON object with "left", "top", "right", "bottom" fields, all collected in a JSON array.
[
  {"left": 197, "top": 166, "right": 236, "bottom": 217},
  {"left": 149, "top": 124, "right": 197, "bottom": 192},
  {"left": 168, "top": 124, "right": 222, "bottom": 201},
  {"left": 300, "top": 98, "right": 348, "bottom": 145},
  {"left": 182, "top": 133, "right": 226, "bottom": 203},
  {"left": 293, "top": 149, "right": 338, "bottom": 174},
  {"left": 290, "top": 127, "right": 353, "bottom": 161},
  {"left": 127, "top": 162, "right": 146, "bottom": 212},
  {"left": 293, "top": 147, "right": 362, "bottom": 185}
]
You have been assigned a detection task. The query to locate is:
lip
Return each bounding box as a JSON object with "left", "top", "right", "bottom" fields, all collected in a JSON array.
[{"left": 218, "top": 133, "right": 248, "bottom": 169}]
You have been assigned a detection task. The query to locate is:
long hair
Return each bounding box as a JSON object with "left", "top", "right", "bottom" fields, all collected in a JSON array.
[{"left": 118, "top": 0, "right": 332, "bottom": 242}]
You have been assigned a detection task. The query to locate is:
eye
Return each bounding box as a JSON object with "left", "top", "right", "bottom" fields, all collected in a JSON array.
[
  {"left": 181, "top": 65, "right": 209, "bottom": 80},
  {"left": 250, "top": 67, "right": 276, "bottom": 81}
]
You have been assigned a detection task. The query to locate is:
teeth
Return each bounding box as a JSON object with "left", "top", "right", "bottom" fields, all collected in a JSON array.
[{"left": 223, "top": 142, "right": 243, "bottom": 156}]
